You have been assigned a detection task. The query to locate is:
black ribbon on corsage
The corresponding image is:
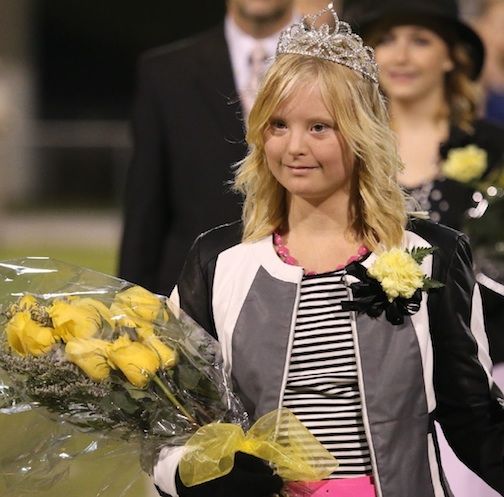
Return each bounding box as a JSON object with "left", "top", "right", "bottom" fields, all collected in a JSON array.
[{"left": 341, "top": 261, "right": 422, "bottom": 326}]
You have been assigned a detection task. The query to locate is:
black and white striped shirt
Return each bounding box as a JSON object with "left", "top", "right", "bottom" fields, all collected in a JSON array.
[{"left": 281, "top": 269, "right": 372, "bottom": 478}]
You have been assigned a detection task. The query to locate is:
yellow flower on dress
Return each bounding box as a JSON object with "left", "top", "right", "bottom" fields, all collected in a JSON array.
[
  {"left": 6, "top": 310, "right": 55, "bottom": 356},
  {"left": 441, "top": 145, "right": 487, "bottom": 183},
  {"left": 137, "top": 327, "right": 177, "bottom": 368},
  {"left": 49, "top": 298, "right": 109, "bottom": 342},
  {"left": 108, "top": 335, "right": 160, "bottom": 388},
  {"left": 65, "top": 338, "right": 111, "bottom": 381},
  {"left": 368, "top": 248, "right": 424, "bottom": 302},
  {"left": 111, "top": 285, "right": 169, "bottom": 330}
]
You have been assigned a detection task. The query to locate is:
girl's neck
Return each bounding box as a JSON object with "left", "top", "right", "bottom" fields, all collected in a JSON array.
[
  {"left": 389, "top": 91, "right": 449, "bottom": 131},
  {"left": 285, "top": 194, "right": 353, "bottom": 239},
  {"left": 390, "top": 93, "right": 450, "bottom": 188}
]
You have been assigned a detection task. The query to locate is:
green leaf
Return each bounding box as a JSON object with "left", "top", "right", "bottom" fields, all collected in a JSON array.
[
  {"left": 177, "top": 364, "right": 203, "bottom": 390},
  {"left": 409, "top": 246, "right": 435, "bottom": 264},
  {"left": 107, "top": 389, "right": 139, "bottom": 415},
  {"left": 422, "top": 277, "right": 444, "bottom": 290}
]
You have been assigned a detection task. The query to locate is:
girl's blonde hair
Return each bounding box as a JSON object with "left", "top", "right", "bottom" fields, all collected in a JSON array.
[{"left": 233, "top": 54, "right": 407, "bottom": 251}]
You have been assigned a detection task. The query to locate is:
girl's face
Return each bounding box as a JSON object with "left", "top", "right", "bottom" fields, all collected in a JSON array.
[
  {"left": 263, "top": 82, "right": 354, "bottom": 203},
  {"left": 374, "top": 25, "right": 454, "bottom": 102}
]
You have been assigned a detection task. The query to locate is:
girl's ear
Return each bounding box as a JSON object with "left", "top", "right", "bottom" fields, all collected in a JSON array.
[{"left": 443, "top": 57, "right": 455, "bottom": 73}]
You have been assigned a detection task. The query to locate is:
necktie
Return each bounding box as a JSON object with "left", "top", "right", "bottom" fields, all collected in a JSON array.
[{"left": 242, "top": 43, "right": 269, "bottom": 117}]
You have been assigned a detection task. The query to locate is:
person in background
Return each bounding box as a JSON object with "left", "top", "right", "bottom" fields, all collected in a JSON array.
[
  {"left": 153, "top": 6, "right": 504, "bottom": 497},
  {"left": 119, "top": 0, "right": 296, "bottom": 296},
  {"left": 342, "top": 0, "right": 504, "bottom": 495},
  {"left": 473, "top": 0, "right": 504, "bottom": 125},
  {"left": 296, "top": 0, "right": 342, "bottom": 15}
]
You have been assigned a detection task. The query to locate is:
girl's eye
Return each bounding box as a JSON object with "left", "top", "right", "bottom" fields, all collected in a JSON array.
[
  {"left": 312, "top": 123, "right": 329, "bottom": 133},
  {"left": 412, "top": 36, "right": 431, "bottom": 46},
  {"left": 270, "top": 119, "right": 287, "bottom": 130},
  {"left": 376, "top": 33, "right": 395, "bottom": 46}
]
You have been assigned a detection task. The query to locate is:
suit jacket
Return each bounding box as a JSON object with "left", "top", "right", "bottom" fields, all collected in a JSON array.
[{"left": 119, "top": 24, "right": 247, "bottom": 295}]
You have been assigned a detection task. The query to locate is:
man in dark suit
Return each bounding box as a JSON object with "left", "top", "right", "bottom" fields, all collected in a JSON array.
[{"left": 119, "top": 0, "right": 295, "bottom": 296}]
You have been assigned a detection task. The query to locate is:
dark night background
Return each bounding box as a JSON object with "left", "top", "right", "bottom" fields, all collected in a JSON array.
[{"left": 34, "top": 0, "right": 226, "bottom": 119}]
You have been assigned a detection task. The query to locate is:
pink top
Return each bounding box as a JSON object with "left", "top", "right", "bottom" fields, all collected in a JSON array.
[{"left": 273, "top": 232, "right": 369, "bottom": 275}]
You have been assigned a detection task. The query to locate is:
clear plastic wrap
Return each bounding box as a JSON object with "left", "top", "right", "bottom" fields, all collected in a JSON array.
[
  {"left": 0, "top": 257, "right": 338, "bottom": 497},
  {"left": 0, "top": 257, "right": 248, "bottom": 495}
]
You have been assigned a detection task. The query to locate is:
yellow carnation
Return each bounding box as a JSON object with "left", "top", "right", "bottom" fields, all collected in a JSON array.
[
  {"left": 49, "top": 298, "right": 106, "bottom": 342},
  {"left": 441, "top": 145, "right": 487, "bottom": 183},
  {"left": 65, "top": 338, "right": 111, "bottom": 381},
  {"left": 108, "top": 335, "right": 160, "bottom": 387},
  {"left": 6, "top": 310, "right": 55, "bottom": 356},
  {"left": 368, "top": 248, "right": 424, "bottom": 302}
]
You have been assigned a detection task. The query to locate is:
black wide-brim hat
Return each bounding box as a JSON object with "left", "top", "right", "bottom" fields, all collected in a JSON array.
[{"left": 341, "top": 0, "right": 485, "bottom": 79}]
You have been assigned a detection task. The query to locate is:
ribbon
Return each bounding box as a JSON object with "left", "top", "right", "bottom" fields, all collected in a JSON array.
[
  {"left": 342, "top": 262, "right": 422, "bottom": 325},
  {"left": 178, "top": 408, "right": 338, "bottom": 486}
]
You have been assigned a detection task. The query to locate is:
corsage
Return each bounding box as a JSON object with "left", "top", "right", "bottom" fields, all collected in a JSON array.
[{"left": 342, "top": 247, "right": 443, "bottom": 325}]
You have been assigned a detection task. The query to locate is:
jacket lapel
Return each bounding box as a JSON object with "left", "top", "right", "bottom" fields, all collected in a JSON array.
[{"left": 194, "top": 24, "right": 246, "bottom": 144}]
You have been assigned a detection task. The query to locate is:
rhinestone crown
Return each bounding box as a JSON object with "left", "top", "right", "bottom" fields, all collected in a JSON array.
[{"left": 276, "top": 3, "right": 378, "bottom": 84}]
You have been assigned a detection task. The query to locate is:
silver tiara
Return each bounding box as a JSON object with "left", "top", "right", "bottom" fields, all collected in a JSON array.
[{"left": 276, "top": 3, "right": 378, "bottom": 84}]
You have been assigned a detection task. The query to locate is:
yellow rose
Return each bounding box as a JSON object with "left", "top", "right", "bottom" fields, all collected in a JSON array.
[
  {"left": 6, "top": 310, "right": 55, "bottom": 356},
  {"left": 75, "top": 297, "right": 115, "bottom": 329},
  {"left": 7, "top": 294, "right": 39, "bottom": 317},
  {"left": 441, "top": 145, "right": 487, "bottom": 183},
  {"left": 112, "top": 286, "right": 169, "bottom": 328},
  {"left": 137, "top": 328, "right": 177, "bottom": 368},
  {"left": 49, "top": 298, "right": 108, "bottom": 342},
  {"left": 368, "top": 248, "right": 424, "bottom": 302},
  {"left": 108, "top": 335, "right": 160, "bottom": 387},
  {"left": 65, "top": 338, "right": 111, "bottom": 381},
  {"left": 19, "top": 294, "right": 38, "bottom": 310}
]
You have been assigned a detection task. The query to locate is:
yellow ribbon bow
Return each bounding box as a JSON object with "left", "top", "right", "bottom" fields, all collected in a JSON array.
[{"left": 179, "top": 408, "right": 338, "bottom": 486}]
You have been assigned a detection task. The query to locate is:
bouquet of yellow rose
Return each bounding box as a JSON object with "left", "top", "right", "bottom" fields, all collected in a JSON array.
[
  {"left": 0, "top": 257, "right": 338, "bottom": 497},
  {"left": 0, "top": 257, "right": 248, "bottom": 494},
  {"left": 0, "top": 258, "right": 247, "bottom": 436}
]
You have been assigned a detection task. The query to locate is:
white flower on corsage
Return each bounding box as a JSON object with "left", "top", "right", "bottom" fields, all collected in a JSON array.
[
  {"left": 441, "top": 144, "right": 487, "bottom": 183},
  {"left": 342, "top": 247, "right": 443, "bottom": 325}
]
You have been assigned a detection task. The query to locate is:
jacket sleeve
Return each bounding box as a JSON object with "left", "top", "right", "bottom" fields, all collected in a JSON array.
[
  {"left": 432, "top": 234, "right": 504, "bottom": 492},
  {"left": 118, "top": 53, "right": 171, "bottom": 293},
  {"left": 153, "top": 235, "right": 217, "bottom": 497},
  {"left": 172, "top": 234, "right": 217, "bottom": 339}
]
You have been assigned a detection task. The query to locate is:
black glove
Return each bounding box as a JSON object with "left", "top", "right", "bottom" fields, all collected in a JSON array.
[{"left": 175, "top": 451, "right": 283, "bottom": 497}]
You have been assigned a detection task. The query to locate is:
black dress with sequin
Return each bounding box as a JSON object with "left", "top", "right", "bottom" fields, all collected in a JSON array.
[{"left": 407, "top": 119, "right": 504, "bottom": 361}]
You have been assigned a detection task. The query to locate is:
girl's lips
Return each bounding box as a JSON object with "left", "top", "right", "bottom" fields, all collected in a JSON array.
[{"left": 387, "top": 71, "right": 417, "bottom": 81}]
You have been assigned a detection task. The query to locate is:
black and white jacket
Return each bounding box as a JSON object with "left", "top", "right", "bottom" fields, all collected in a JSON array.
[{"left": 157, "top": 218, "right": 504, "bottom": 497}]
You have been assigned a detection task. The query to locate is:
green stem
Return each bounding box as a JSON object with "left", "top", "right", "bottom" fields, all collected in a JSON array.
[{"left": 151, "top": 374, "right": 198, "bottom": 426}]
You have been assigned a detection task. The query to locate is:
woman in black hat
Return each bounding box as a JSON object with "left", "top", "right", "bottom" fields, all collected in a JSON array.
[
  {"left": 342, "top": 0, "right": 504, "bottom": 353},
  {"left": 343, "top": 0, "right": 502, "bottom": 227}
]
